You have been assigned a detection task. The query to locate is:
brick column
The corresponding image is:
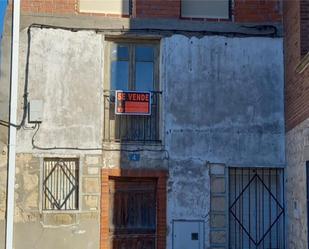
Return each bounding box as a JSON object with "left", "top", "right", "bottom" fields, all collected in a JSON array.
[
  {"left": 100, "top": 170, "right": 109, "bottom": 249},
  {"left": 209, "top": 163, "right": 228, "bottom": 249}
]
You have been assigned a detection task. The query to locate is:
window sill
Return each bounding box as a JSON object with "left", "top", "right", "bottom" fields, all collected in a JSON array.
[{"left": 102, "top": 141, "right": 165, "bottom": 152}]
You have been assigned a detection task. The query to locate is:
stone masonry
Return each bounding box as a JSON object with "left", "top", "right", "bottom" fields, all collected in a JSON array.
[{"left": 209, "top": 163, "right": 228, "bottom": 249}]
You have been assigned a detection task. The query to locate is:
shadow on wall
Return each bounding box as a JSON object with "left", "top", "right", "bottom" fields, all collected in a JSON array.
[{"left": 103, "top": 1, "right": 168, "bottom": 249}]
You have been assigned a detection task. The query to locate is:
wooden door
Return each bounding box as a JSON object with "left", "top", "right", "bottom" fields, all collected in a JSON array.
[{"left": 109, "top": 177, "right": 157, "bottom": 249}]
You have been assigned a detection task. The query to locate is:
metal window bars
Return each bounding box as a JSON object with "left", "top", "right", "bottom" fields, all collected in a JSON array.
[
  {"left": 103, "top": 90, "right": 161, "bottom": 143},
  {"left": 229, "top": 168, "right": 285, "bottom": 249},
  {"left": 43, "top": 158, "right": 79, "bottom": 210}
]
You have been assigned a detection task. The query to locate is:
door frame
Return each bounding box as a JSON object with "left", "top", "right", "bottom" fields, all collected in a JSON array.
[{"left": 100, "top": 168, "right": 168, "bottom": 249}]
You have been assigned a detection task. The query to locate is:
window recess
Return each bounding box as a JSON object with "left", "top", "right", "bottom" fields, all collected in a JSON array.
[
  {"left": 103, "top": 40, "right": 161, "bottom": 143},
  {"left": 42, "top": 158, "right": 79, "bottom": 211}
]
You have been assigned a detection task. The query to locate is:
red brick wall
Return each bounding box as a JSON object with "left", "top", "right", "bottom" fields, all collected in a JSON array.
[
  {"left": 19, "top": 0, "right": 76, "bottom": 14},
  {"left": 234, "top": 0, "right": 282, "bottom": 22},
  {"left": 133, "top": 0, "right": 180, "bottom": 18},
  {"left": 11, "top": 0, "right": 282, "bottom": 23},
  {"left": 284, "top": 0, "right": 309, "bottom": 131}
]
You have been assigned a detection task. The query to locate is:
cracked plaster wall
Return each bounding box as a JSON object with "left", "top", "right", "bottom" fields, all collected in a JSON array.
[{"left": 0, "top": 26, "right": 285, "bottom": 249}]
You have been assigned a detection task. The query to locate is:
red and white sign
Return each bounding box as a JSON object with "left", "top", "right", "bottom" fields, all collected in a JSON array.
[{"left": 115, "top": 91, "right": 151, "bottom": 115}]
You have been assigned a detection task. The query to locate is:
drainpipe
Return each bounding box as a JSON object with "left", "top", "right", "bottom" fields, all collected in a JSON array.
[{"left": 5, "top": 1, "right": 20, "bottom": 249}]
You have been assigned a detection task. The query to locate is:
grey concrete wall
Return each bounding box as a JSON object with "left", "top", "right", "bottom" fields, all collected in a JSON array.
[
  {"left": 16, "top": 28, "right": 103, "bottom": 153},
  {"left": 0, "top": 25, "right": 285, "bottom": 249},
  {"left": 286, "top": 118, "right": 309, "bottom": 249},
  {"left": 162, "top": 35, "right": 285, "bottom": 167},
  {"left": 161, "top": 35, "right": 284, "bottom": 248},
  {"left": 167, "top": 159, "right": 210, "bottom": 249}
]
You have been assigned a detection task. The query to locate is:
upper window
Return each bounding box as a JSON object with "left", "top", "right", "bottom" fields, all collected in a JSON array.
[
  {"left": 107, "top": 42, "right": 158, "bottom": 92},
  {"left": 103, "top": 40, "right": 161, "bottom": 143},
  {"left": 79, "top": 0, "right": 130, "bottom": 15},
  {"left": 42, "top": 158, "right": 79, "bottom": 211},
  {"left": 181, "top": 0, "right": 229, "bottom": 19}
]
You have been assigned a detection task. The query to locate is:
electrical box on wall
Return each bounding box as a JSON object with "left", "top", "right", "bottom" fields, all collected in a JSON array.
[
  {"left": 28, "top": 100, "right": 43, "bottom": 123},
  {"left": 173, "top": 220, "right": 205, "bottom": 249}
]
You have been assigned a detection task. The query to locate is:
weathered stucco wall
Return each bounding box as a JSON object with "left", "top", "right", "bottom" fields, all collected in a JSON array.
[
  {"left": 16, "top": 29, "right": 285, "bottom": 165},
  {"left": 162, "top": 35, "right": 285, "bottom": 167},
  {"left": 0, "top": 26, "right": 285, "bottom": 249},
  {"left": 2, "top": 28, "right": 105, "bottom": 249},
  {"left": 286, "top": 118, "right": 309, "bottom": 249},
  {"left": 0, "top": 10, "right": 12, "bottom": 249},
  {"left": 16, "top": 28, "right": 103, "bottom": 152},
  {"left": 0, "top": 154, "right": 102, "bottom": 249},
  {"left": 167, "top": 160, "right": 210, "bottom": 248},
  {"left": 0, "top": 10, "right": 11, "bottom": 146}
]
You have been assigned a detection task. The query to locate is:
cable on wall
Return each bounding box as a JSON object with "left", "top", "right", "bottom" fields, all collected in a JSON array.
[
  {"left": 0, "top": 22, "right": 278, "bottom": 129},
  {"left": 29, "top": 23, "right": 278, "bottom": 37},
  {"left": 0, "top": 24, "right": 33, "bottom": 129},
  {"left": 31, "top": 123, "right": 169, "bottom": 159}
]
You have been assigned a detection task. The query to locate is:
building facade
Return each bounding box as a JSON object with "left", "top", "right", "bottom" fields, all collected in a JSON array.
[
  {"left": 0, "top": 1, "right": 285, "bottom": 249},
  {"left": 284, "top": 0, "right": 309, "bottom": 248}
]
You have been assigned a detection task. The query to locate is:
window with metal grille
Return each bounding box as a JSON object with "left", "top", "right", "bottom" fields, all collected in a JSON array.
[
  {"left": 103, "top": 39, "right": 161, "bottom": 143},
  {"left": 43, "top": 158, "right": 79, "bottom": 211}
]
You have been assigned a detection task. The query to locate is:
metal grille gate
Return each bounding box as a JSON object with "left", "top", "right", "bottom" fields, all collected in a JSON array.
[{"left": 229, "top": 168, "right": 285, "bottom": 249}]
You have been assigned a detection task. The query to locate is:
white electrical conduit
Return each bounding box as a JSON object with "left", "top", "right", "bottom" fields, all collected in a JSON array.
[{"left": 6, "top": 1, "right": 20, "bottom": 249}]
